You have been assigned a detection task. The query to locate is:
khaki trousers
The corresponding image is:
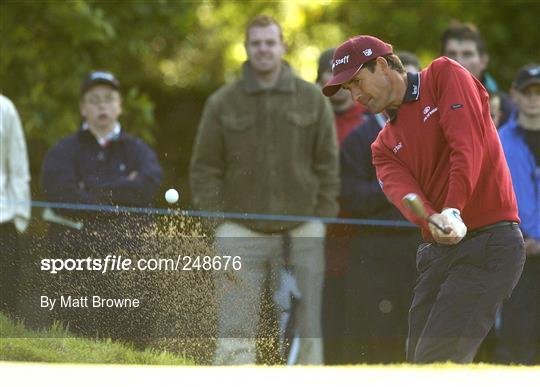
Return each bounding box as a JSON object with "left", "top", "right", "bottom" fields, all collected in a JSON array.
[{"left": 213, "top": 221, "right": 325, "bottom": 365}]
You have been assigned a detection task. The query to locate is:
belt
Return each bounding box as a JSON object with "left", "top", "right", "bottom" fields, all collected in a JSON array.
[{"left": 468, "top": 221, "right": 518, "bottom": 237}]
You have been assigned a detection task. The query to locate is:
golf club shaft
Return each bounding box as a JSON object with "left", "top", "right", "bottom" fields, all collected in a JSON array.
[
  {"left": 42, "top": 208, "right": 84, "bottom": 230},
  {"left": 402, "top": 193, "right": 450, "bottom": 234}
]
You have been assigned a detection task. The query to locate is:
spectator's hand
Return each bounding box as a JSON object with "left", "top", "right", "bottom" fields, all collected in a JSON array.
[
  {"left": 524, "top": 237, "right": 540, "bottom": 258},
  {"left": 428, "top": 209, "right": 467, "bottom": 245}
]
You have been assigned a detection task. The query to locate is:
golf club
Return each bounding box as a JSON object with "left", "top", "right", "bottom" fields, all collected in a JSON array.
[
  {"left": 402, "top": 193, "right": 451, "bottom": 234},
  {"left": 42, "top": 207, "right": 84, "bottom": 230}
]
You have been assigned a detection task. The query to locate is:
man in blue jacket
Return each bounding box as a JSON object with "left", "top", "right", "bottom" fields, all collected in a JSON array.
[
  {"left": 41, "top": 71, "right": 163, "bottom": 343},
  {"left": 496, "top": 64, "right": 540, "bottom": 364}
]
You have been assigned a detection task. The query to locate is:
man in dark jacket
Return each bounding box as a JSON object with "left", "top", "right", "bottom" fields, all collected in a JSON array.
[
  {"left": 325, "top": 51, "right": 420, "bottom": 364},
  {"left": 316, "top": 47, "right": 366, "bottom": 365},
  {"left": 41, "top": 71, "right": 163, "bottom": 343},
  {"left": 340, "top": 112, "right": 421, "bottom": 363},
  {"left": 339, "top": 52, "right": 422, "bottom": 363}
]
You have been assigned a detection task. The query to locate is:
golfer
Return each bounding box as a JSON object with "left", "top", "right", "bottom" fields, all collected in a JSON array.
[{"left": 322, "top": 35, "right": 525, "bottom": 363}]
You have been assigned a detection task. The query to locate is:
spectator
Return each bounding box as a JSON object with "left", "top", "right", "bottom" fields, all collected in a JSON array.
[
  {"left": 316, "top": 47, "right": 366, "bottom": 365},
  {"left": 190, "top": 15, "right": 339, "bottom": 365},
  {"left": 42, "top": 71, "right": 162, "bottom": 210},
  {"left": 0, "top": 95, "right": 31, "bottom": 318},
  {"left": 41, "top": 71, "right": 163, "bottom": 343},
  {"left": 340, "top": 52, "right": 421, "bottom": 363},
  {"left": 441, "top": 21, "right": 514, "bottom": 127},
  {"left": 496, "top": 64, "right": 540, "bottom": 365},
  {"left": 395, "top": 51, "right": 421, "bottom": 73}
]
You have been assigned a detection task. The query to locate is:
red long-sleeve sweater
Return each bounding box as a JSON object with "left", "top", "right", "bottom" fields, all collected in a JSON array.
[{"left": 371, "top": 57, "right": 519, "bottom": 241}]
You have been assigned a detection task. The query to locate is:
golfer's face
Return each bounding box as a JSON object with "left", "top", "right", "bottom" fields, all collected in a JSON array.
[
  {"left": 343, "top": 65, "right": 391, "bottom": 113},
  {"left": 245, "top": 24, "right": 285, "bottom": 75}
]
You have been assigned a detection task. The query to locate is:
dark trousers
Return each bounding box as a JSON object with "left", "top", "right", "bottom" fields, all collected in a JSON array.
[
  {"left": 495, "top": 255, "right": 540, "bottom": 364},
  {"left": 0, "top": 222, "right": 21, "bottom": 317},
  {"left": 322, "top": 275, "right": 346, "bottom": 364},
  {"left": 407, "top": 225, "right": 525, "bottom": 363},
  {"left": 343, "top": 228, "right": 420, "bottom": 364},
  {"left": 322, "top": 229, "right": 352, "bottom": 365}
]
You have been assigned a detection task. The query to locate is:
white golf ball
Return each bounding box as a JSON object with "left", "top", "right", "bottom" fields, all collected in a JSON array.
[{"left": 165, "top": 188, "right": 179, "bottom": 204}]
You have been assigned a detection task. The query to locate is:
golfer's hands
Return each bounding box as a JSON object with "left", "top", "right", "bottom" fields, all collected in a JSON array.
[{"left": 428, "top": 208, "right": 467, "bottom": 245}]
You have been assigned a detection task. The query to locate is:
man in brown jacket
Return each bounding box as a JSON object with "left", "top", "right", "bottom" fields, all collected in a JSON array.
[{"left": 190, "top": 15, "right": 339, "bottom": 365}]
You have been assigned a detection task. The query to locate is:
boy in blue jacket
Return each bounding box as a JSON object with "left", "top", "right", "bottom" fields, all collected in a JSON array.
[
  {"left": 41, "top": 71, "right": 163, "bottom": 344},
  {"left": 42, "top": 71, "right": 162, "bottom": 211},
  {"left": 497, "top": 64, "right": 540, "bottom": 364}
]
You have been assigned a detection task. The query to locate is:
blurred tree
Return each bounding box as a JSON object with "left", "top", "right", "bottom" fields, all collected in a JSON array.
[
  {"left": 149, "top": 0, "right": 539, "bottom": 91},
  {"left": 1, "top": 0, "right": 197, "bottom": 189},
  {"left": 325, "top": 0, "right": 540, "bottom": 90},
  {"left": 1, "top": 0, "right": 197, "bottom": 145},
  {"left": 1, "top": 0, "right": 539, "bottom": 203}
]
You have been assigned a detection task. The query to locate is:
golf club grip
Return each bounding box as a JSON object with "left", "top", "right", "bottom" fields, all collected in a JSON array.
[
  {"left": 402, "top": 194, "right": 428, "bottom": 219},
  {"left": 428, "top": 218, "right": 447, "bottom": 233},
  {"left": 403, "top": 194, "right": 451, "bottom": 234}
]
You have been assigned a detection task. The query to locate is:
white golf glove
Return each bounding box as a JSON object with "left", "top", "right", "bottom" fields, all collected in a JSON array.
[
  {"left": 273, "top": 268, "right": 302, "bottom": 312},
  {"left": 441, "top": 208, "right": 467, "bottom": 238}
]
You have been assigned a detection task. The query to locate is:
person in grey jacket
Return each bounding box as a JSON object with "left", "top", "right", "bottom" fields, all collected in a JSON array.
[{"left": 190, "top": 15, "right": 339, "bottom": 365}]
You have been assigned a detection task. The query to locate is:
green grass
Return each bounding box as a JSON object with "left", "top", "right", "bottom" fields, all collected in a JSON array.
[{"left": 0, "top": 313, "right": 192, "bottom": 365}]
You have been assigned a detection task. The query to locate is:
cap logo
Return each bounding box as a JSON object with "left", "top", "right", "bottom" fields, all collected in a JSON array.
[
  {"left": 529, "top": 67, "right": 540, "bottom": 76},
  {"left": 332, "top": 54, "right": 350, "bottom": 70},
  {"left": 363, "top": 48, "right": 373, "bottom": 56},
  {"left": 90, "top": 71, "right": 115, "bottom": 81}
]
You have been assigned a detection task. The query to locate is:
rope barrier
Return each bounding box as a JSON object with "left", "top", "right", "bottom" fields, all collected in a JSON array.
[{"left": 1, "top": 200, "right": 416, "bottom": 228}]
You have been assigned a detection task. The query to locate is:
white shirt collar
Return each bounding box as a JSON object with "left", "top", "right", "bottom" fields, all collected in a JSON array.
[{"left": 83, "top": 122, "right": 121, "bottom": 146}]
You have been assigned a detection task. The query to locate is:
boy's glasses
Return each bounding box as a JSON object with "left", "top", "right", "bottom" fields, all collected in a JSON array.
[{"left": 84, "top": 95, "right": 118, "bottom": 105}]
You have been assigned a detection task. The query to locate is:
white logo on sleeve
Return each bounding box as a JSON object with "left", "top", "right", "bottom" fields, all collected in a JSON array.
[
  {"left": 423, "top": 106, "right": 439, "bottom": 122},
  {"left": 363, "top": 48, "right": 373, "bottom": 56},
  {"left": 393, "top": 142, "right": 403, "bottom": 154}
]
